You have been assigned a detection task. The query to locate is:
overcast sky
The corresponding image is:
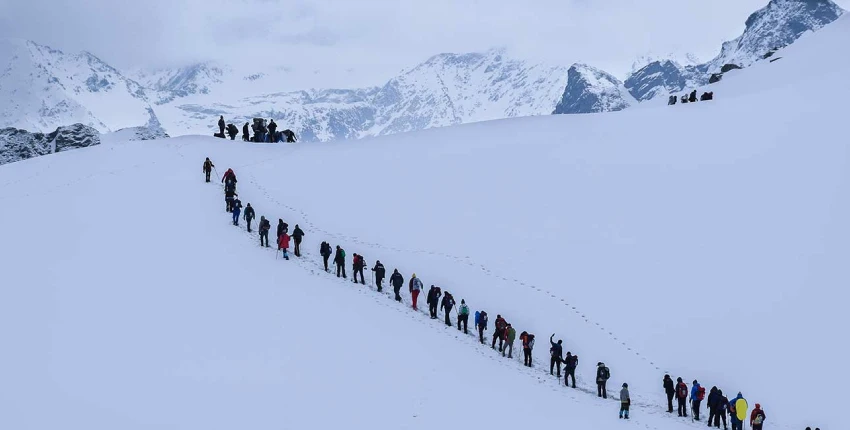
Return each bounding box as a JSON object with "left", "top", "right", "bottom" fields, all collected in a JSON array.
[{"left": 1, "top": 0, "right": 847, "bottom": 87}]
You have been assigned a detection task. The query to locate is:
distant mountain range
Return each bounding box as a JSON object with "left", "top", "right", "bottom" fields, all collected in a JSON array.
[{"left": 0, "top": 0, "right": 844, "bottom": 145}]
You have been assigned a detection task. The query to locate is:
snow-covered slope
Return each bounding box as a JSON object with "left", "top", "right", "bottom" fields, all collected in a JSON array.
[
  {"left": 4, "top": 12, "right": 848, "bottom": 430},
  {"left": 553, "top": 64, "right": 634, "bottom": 114},
  {"left": 0, "top": 39, "right": 153, "bottom": 133}
]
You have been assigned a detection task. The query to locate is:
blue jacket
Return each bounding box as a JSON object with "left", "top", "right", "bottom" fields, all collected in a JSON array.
[
  {"left": 233, "top": 207, "right": 241, "bottom": 217},
  {"left": 691, "top": 382, "right": 701, "bottom": 401}
]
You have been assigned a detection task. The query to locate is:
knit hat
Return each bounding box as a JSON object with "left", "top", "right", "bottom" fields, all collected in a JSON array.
[
  {"left": 623, "top": 383, "right": 628, "bottom": 387},
  {"left": 755, "top": 403, "right": 760, "bottom": 409}
]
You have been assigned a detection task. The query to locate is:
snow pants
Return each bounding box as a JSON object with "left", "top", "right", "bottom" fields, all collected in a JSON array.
[
  {"left": 597, "top": 381, "right": 607, "bottom": 399},
  {"left": 492, "top": 329, "right": 504, "bottom": 351},
  {"left": 620, "top": 403, "right": 630, "bottom": 419},
  {"left": 411, "top": 289, "right": 420, "bottom": 310},
  {"left": 523, "top": 348, "right": 532, "bottom": 366},
  {"left": 429, "top": 301, "right": 438, "bottom": 318},
  {"left": 692, "top": 399, "right": 701, "bottom": 420},
  {"left": 565, "top": 368, "right": 576, "bottom": 388},
  {"left": 232, "top": 211, "right": 240, "bottom": 225},
  {"left": 375, "top": 277, "right": 383, "bottom": 292},
  {"left": 294, "top": 238, "right": 301, "bottom": 257},
  {"left": 502, "top": 341, "right": 513, "bottom": 358},
  {"left": 353, "top": 266, "right": 364, "bottom": 284},
  {"left": 731, "top": 418, "right": 742, "bottom": 430},
  {"left": 678, "top": 397, "right": 688, "bottom": 416},
  {"left": 322, "top": 254, "right": 330, "bottom": 271},
  {"left": 336, "top": 262, "right": 346, "bottom": 278},
  {"left": 713, "top": 410, "right": 726, "bottom": 428},
  {"left": 752, "top": 424, "right": 762, "bottom": 430},
  {"left": 260, "top": 230, "right": 269, "bottom": 247},
  {"left": 477, "top": 325, "right": 485, "bottom": 344},
  {"left": 551, "top": 356, "right": 561, "bottom": 377},
  {"left": 394, "top": 285, "right": 402, "bottom": 302},
  {"left": 457, "top": 314, "right": 468, "bottom": 334},
  {"left": 246, "top": 218, "right": 252, "bottom": 232},
  {"left": 666, "top": 392, "right": 675, "bottom": 413},
  {"left": 205, "top": 171, "right": 211, "bottom": 182},
  {"left": 444, "top": 308, "right": 453, "bottom": 326}
]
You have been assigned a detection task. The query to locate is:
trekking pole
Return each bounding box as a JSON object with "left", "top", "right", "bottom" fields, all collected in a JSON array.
[{"left": 213, "top": 166, "right": 219, "bottom": 180}]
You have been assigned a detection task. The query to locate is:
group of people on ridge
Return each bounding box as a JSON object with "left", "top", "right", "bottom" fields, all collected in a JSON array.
[
  {"left": 204, "top": 158, "right": 780, "bottom": 426},
  {"left": 668, "top": 90, "right": 714, "bottom": 105},
  {"left": 216, "top": 116, "right": 297, "bottom": 143}
]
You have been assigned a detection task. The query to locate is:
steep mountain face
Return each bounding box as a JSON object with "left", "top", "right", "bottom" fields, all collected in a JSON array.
[
  {"left": 0, "top": 123, "right": 100, "bottom": 165},
  {"left": 623, "top": 0, "right": 844, "bottom": 100},
  {"left": 0, "top": 39, "right": 153, "bottom": 133},
  {"left": 131, "top": 63, "right": 227, "bottom": 104},
  {"left": 553, "top": 64, "right": 634, "bottom": 114},
  {"left": 706, "top": 0, "right": 844, "bottom": 73}
]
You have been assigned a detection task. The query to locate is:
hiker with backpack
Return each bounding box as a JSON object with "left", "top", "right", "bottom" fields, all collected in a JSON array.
[
  {"left": 689, "top": 90, "right": 697, "bottom": 102},
  {"left": 291, "top": 224, "right": 304, "bottom": 257},
  {"left": 390, "top": 269, "right": 404, "bottom": 301},
  {"left": 259, "top": 216, "right": 271, "bottom": 247},
  {"left": 203, "top": 158, "right": 215, "bottom": 182},
  {"left": 231, "top": 198, "right": 242, "bottom": 225},
  {"left": 521, "top": 332, "right": 535, "bottom": 367},
  {"left": 268, "top": 119, "right": 278, "bottom": 142},
  {"left": 676, "top": 377, "right": 689, "bottom": 417},
  {"left": 619, "top": 383, "right": 631, "bottom": 419},
  {"left": 664, "top": 374, "right": 676, "bottom": 413},
  {"left": 596, "top": 362, "right": 610, "bottom": 398},
  {"left": 277, "top": 219, "right": 288, "bottom": 239},
  {"left": 218, "top": 116, "right": 225, "bottom": 136},
  {"left": 320, "top": 242, "right": 332, "bottom": 271},
  {"left": 225, "top": 189, "right": 237, "bottom": 213},
  {"left": 242, "top": 123, "right": 250, "bottom": 141},
  {"left": 427, "top": 285, "right": 441, "bottom": 319},
  {"left": 334, "top": 246, "right": 346, "bottom": 278},
  {"left": 715, "top": 390, "right": 729, "bottom": 429},
  {"left": 372, "top": 260, "right": 385, "bottom": 292},
  {"left": 352, "top": 253, "right": 366, "bottom": 284},
  {"left": 729, "top": 393, "right": 748, "bottom": 430},
  {"left": 221, "top": 168, "right": 237, "bottom": 184},
  {"left": 564, "top": 352, "right": 578, "bottom": 388},
  {"left": 692, "top": 380, "right": 705, "bottom": 421},
  {"left": 409, "top": 274, "right": 423, "bottom": 310},
  {"left": 549, "top": 334, "right": 563, "bottom": 378},
  {"left": 440, "top": 291, "right": 455, "bottom": 327},
  {"left": 226, "top": 123, "right": 238, "bottom": 140},
  {"left": 503, "top": 323, "right": 516, "bottom": 358},
  {"left": 243, "top": 203, "right": 255, "bottom": 232},
  {"left": 750, "top": 404, "right": 765, "bottom": 430},
  {"left": 492, "top": 315, "right": 507, "bottom": 351},
  {"left": 278, "top": 232, "right": 291, "bottom": 260},
  {"left": 475, "top": 311, "right": 488, "bottom": 344},
  {"left": 457, "top": 300, "right": 470, "bottom": 333}
]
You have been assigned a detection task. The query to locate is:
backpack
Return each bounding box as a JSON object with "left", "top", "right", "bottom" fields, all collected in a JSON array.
[
  {"left": 460, "top": 304, "right": 469, "bottom": 315},
  {"left": 677, "top": 384, "right": 688, "bottom": 399},
  {"left": 753, "top": 413, "right": 764, "bottom": 425},
  {"left": 697, "top": 386, "right": 705, "bottom": 401},
  {"left": 601, "top": 367, "right": 610, "bottom": 380}
]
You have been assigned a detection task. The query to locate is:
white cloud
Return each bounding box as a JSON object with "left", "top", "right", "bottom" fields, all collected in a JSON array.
[{"left": 1, "top": 0, "right": 847, "bottom": 87}]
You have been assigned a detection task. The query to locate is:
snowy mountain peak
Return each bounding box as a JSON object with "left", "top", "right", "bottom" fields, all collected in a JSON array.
[
  {"left": 553, "top": 63, "right": 634, "bottom": 114},
  {"left": 629, "top": 52, "right": 701, "bottom": 76},
  {"left": 131, "top": 62, "right": 228, "bottom": 103},
  {"left": 706, "top": 0, "right": 844, "bottom": 72}
]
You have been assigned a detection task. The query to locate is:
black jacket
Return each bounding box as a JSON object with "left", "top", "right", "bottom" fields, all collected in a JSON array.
[
  {"left": 277, "top": 221, "right": 288, "bottom": 238},
  {"left": 549, "top": 335, "right": 563, "bottom": 359},
  {"left": 706, "top": 388, "right": 719, "bottom": 409},
  {"left": 390, "top": 271, "right": 404, "bottom": 288},
  {"left": 259, "top": 219, "right": 270, "bottom": 232},
  {"left": 320, "top": 242, "right": 332, "bottom": 257},
  {"left": 244, "top": 206, "right": 255, "bottom": 220},
  {"left": 440, "top": 294, "right": 455, "bottom": 311},
  {"left": 372, "top": 263, "right": 385, "bottom": 279},
  {"left": 268, "top": 121, "right": 277, "bottom": 134},
  {"left": 334, "top": 248, "right": 345, "bottom": 264},
  {"left": 292, "top": 226, "right": 305, "bottom": 241},
  {"left": 564, "top": 353, "right": 578, "bottom": 369},
  {"left": 218, "top": 118, "right": 225, "bottom": 128},
  {"left": 596, "top": 365, "right": 610, "bottom": 382},
  {"left": 243, "top": 123, "right": 249, "bottom": 136},
  {"left": 663, "top": 377, "right": 675, "bottom": 394}
]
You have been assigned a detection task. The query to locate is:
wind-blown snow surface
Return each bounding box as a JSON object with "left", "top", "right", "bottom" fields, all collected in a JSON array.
[{"left": 2, "top": 14, "right": 849, "bottom": 430}]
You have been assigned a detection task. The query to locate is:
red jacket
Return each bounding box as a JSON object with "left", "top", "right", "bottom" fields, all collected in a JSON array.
[
  {"left": 278, "top": 233, "right": 290, "bottom": 249},
  {"left": 750, "top": 408, "right": 765, "bottom": 425}
]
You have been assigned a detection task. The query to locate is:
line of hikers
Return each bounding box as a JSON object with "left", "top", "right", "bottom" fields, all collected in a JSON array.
[
  {"left": 216, "top": 116, "right": 297, "bottom": 143},
  {"left": 668, "top": 90, "right": 714, "bottom": 105},
  {"left": 205, "top": 159, "right": 778, "bottom": 426}
]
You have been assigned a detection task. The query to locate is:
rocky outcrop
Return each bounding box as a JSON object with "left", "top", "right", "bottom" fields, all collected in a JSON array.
[
  {"left": 553, "top": 64, "right": 634, "bottom": 114},
  {"left": 0, "top": 123, "right": 100, "bottom": 165}
]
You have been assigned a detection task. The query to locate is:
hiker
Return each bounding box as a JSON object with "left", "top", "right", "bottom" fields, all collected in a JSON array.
[
  {"left": 750, "top": 405, "right": 765, "bottom": 430},
  {"left": 218, "top": 115, "right": 225, "bottom": 135},
  {"left": 224, "top": 178, "right": 237, "bottom": 210},
  {"left": 224, "top": 189, "right": 237, "bottom": 212},
  {"left": 277, "top": 219, "right": 288, "bottom": 240},
  {"left": 596, "top": 362, "right": 610, "bottom": 398},
  {"left": 492, "top": 314, "right": 507, "bottom": 351},
  {"left": 278, "top": 232, "right": 290, "bottom": 260},
  {"left": 729, "top": 392, "right": 748, "bottom": 430},
  {"left": 409, "top": 273, "right": 423, "bottom": 310},
  {"left": 202, "top": 158, "right": 214, "bottom": 182},
  {"left": 663, "top": 375, "right": 676, "bottom": 413},
  {"left": 564, "top": 352, "right": 578, "bottom": 388},
  {"left": 549, "top": 334, "right": 563, "bottom": 378},
  {"left": 668, "top": 95, "right": 677, "bottom": 105},
  {"left": 707, "top": 386, "right": 720, "bottom": 426},
  {"left": 676, "top": 377, "right": 689, "bottom": 417},
  {"left": 692, "top": 380, "right": 705, "bottom": 421},
  {"left": 283, "top": 129, "right": 297, "bottom": 143},
  {"left": 268, "top": 119, "right": 277, "bottom": 142},
  {"left": 291, "top": 224, "right": 304, "bottom": 257},
  {"left": 440, "top": 291, "right": 455, "bottom": 327},
  {"left": 259, "top": 216, "right": 271, "bottom": 247},
  {"left": 243, "top": 203, "right": 255, "bottom": 231},
  {"left": 521, "top": 332, "right": 535, "bottom": 367},
  {"left": 619, "top": 383, "right": 631, "bottom": 419},
  {"left": 457, "top": 299, "right": 469, "bottom": 334},
  {"left": 682, "top": 95, "right": 689, "bottom": 104},
  {"left": 427, "top": 285, "right": 441, "bottom": 319},
  {"left": 389, "top": 269, "right": 404, "bottom": 301},
  {"left": 475, "top": 311, "right": 488, "bottom": 343},
  {"left": 221, "top": 168, "right": 237, "bottom": 184},
  {"left": 372, "top": 260, "right": 385, "bottom": 291},
  {"left": 226, "top": 123, "right": 238, "bottom": 140},
  {"left": 231, "top": 198, "right": 242, "bottom": 225},
  {"left": 503, "top": 323, "right": 516, "bottom": 358},
  {"left": 352, "top": 253, "right": 366, "bottom": 284},
  {"left": 334, "top": 246, "right": 346, "bottom": 278},
  {"left": 242, "top": 122, "right": 250, "bottom": 141},
  {"left": 689, "top": 90, "right": 697, "bottom": 103},
  {"left": 320, "top": 241, "right": 332, "bottom": 271},
  {"left": 251, "top": 121, "right": 259, "bottom": 142},
  {"left": 715, "top": 390, "right": 729, "bottom": 429}
]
